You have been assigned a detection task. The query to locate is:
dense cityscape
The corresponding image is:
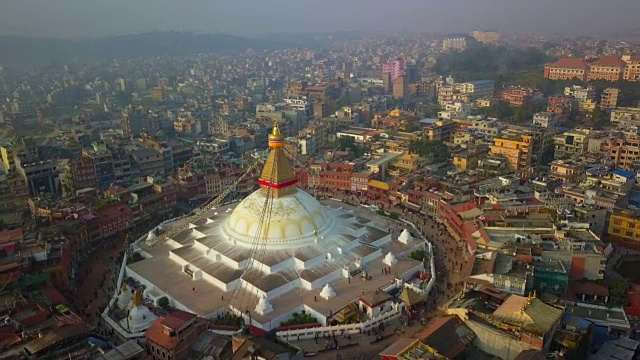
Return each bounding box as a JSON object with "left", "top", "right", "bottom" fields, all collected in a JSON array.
[{"left": 1, "top": 27, "right": 640, "bottom": 360}]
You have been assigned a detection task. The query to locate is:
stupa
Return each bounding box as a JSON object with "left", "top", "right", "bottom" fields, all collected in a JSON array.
[
  {"left": 126, "top": 122, "right": 425, "bottom": 329},
  {"left": 121, "top": 290, "right": 157, "bottom": 333}
]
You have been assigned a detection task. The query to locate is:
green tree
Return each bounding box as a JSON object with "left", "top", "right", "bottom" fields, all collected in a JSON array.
[
  {"left": 335, "top": 136, "right": 364, "bottom": 156},
  {"left": 158, "top": 296, "right": 170, "bottom": 308},
  {"left": 408, "top": 139, "right": 450, "bottom": 163},
  {"left": 485, "top": 101, "right": 514, "bottom": 120}
]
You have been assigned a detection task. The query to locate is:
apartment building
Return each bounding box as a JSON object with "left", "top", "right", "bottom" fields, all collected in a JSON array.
[
  {"left": 489, "top": 137, "right": 532, "bottom": 171},
  {"left": 470, "top": 30, "right": 502, "bottom": 44},
  {"left": 600, "top": 88, "right": 619, "bottom": 109},
  {"left": 545, "top": 54, "right": 640, "bottom": 81},
  {"left": 607, "top": 210, "right": 640, "bottom": 246},
  {"left": 532, "top": 112, "right": 558, "bottom": 128},
  {"left": 382, "top": 58, "right": 406, "bottom": 82},
  {"left": 438, "top": 101, "right": 471, "bottom": 120},
  {"left": 549, "top": 160, "right": 584, "bottom": 183},
  {"left": 442, "top": 37, "right": 469, "bottom": 51},
  {"left": 419, "top": 118, "right": 456, "bottom": 142},
  {"left": 621, "top": 54, "right": 640, "bottom": 81},
  {"left": 587, "top": 56, "right": 626, "bottom": 81},
  {"left": 564, "top": 85, "right": 595, "bottom": 103},
  {"left": 600, "top": 134, "right": 640, "bottom": 171},
  {"left": 553, "top": 129, "right": 591, "bottom": 160},
  {"left": 544, "top": 59, "right": 589, "bottom": 81},
  {"left": 173, "top": 113, "right": 201, "bottom": 134},
  {"left": 610, "top": 107, "right": 640, "bottom": 129},
  {"left": 456, "top": 80, "right": 494, "bottom": 100},
  {"left": 15, "top": 157, "right": 60, "bottom": 197},
  {"left": 496, "top": 87, "right": 539, "bottom": 106},
  {"left": 547, "top": 95, "right": 575, "bottom": 120}
]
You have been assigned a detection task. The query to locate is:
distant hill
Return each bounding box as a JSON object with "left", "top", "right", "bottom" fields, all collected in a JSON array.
[{"left": 0, "top": 32, "right": 298, "bottom": 68}]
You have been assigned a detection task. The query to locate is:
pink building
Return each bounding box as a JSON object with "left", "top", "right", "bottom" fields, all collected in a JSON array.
[{"left": 382, "top": 58, "right": 406, "bottom": 81}]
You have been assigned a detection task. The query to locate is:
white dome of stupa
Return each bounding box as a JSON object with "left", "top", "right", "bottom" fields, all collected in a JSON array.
[
  {"left": 320, "top": 283, "right": 336, "bottom": 300},
  {"left": 124, "top": 290, "right": 157, "bottom": 333},
  {"left": 398, "top": 229, "right": 412, "bottom": 244},
  {"left": 117, "top": 284, "right": 132, "bottom": 309},
  {"left": 222, "top": 122, "right": 335, "bottom": 250}
]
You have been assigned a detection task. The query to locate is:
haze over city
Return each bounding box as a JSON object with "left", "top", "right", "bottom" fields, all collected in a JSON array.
[{"left": 2, "top": 0, "right": 640, "bottom": 38}]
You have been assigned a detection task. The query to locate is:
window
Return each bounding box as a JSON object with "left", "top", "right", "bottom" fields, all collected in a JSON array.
[
  {"left": 626, "top": 231, "right": 634, "bottom": 237},
  {"left": 614, "top": 219, "right": 623, "bottom": 225}
]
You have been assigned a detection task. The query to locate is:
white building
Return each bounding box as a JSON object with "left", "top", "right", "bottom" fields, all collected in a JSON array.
[{"left": 533, "top": 112, "right": 559, "bottom": 128}]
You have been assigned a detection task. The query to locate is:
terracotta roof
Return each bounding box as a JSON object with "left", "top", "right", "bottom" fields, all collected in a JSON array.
[
  {"left": 546, "top": 58, "right": 589, "bottom": 69},
  {"left": 590, "top": 56, "right": 626, "bottom": 67},
  {"left": 145, "top": 317, "right": 175, "bottom": 350}
]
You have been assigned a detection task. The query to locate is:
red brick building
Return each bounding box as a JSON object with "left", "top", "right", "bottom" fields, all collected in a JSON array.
[
  {"left": 547, "top": 95, "right": 575, "bottom": 120},
  {"left": 94, "top": 202, "right": 133, "bottom": 238},
  {"left": 144, "top": 310, "right": 208, "bottom": 360}
]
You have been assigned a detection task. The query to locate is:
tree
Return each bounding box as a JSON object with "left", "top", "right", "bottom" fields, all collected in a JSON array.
[
  {"left": 408, "top": 139, "right": 450, "bottom": 163},
  {"left": 335, "top": 136, "right": 364, "bottom": 156},
  {"left": 158, "top": 296, "right": 170, "bottom": 308},
  {"left": 485, "top": 101, "right": 514, "bottom": 120}
]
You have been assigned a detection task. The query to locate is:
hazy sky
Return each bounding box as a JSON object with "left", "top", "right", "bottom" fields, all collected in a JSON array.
[{"left": 2, "top": 0, "right": 639, "bottom": 38}]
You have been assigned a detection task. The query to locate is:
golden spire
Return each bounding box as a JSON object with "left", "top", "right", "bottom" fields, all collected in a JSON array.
[
  {"left": 132, "top": 290, "right": 143, "bottom": 307},
  {"left": 260, "top": 119, "right": 297, "bottom": 197}
]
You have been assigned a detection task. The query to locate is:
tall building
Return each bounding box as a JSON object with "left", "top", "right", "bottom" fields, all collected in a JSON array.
[
  {"left": 382, "top": 58, "right": 406, "bottom": 82},
  {"left": 392, "top": 75, "right": 407, "bottom": 99},
  {"left": 621, "top": 54, "right": 640, "bottom": 81},
  {"left": 151, "top": 87, "right": 166, "bottom": 101},
  {"left": 114, "top": 78, "right": 126, "bottom": 91},
  {"left": 600, "top": 88, "right": 619, "bottom": 109}
]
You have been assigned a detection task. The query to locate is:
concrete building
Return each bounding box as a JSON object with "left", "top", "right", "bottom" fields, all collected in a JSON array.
[
  {"left": 564, "top": 85, "right": 595, "bottom": 103},
  {"left": 173, "top": 113, "right": 202, "bottom": 135},
  {"left": 553, "top": 129, "right": 591, "bottom": 160},
  {"left": 15, "top": 157, "right": 60, "bottom": 196},
  {"left": 438, "top": 101, "right": 471, "bottom": 120},
  {"left": 419, "top": 118, "right": 456, "bottom": 142},
  {"left": 600, "top": 134, "right": 640, "bottom": 171},
  {"left": 497, "top": 87, "right": 540, "bottom": 106},
  {"left": 600, "top": 88, "right": 619, "bottom": 109},
  {"left": 470, "top": 30, "right": 502, "bottom": 44},
  {"left": 544, "top": 59, "right": 589, "bottom": 81},
  {"left": 621, "top": 54, "right": 640, "bottom": 81},
  {"left": 457, "top": 80, "right": 494, "bottom": 100},
  {"left": 532, "top": 112, "right": 558, "bottom": 128},
  {"left": 442, "top": 37, "right": 469, "bottom": 51},
  {"left": 391, "top": 75, "right": 407, "bottom": 99},
  {"left": 549, "top": 160, "right": 584, "bottom": 183},
  {"left": 382, "top": 58, "right": 406, "bottom": 82},
  {"left": 587, "top": 56, "right": 626, "bottom": 81},
  {"left": 150, "top": 87, "right": 166, "bottom": 101},
  {"left": 608, "top": 209, "right": 640, "bottom": 247},
  {"left": 610, "top": 107, "right": 640, "bottom": 129}
]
